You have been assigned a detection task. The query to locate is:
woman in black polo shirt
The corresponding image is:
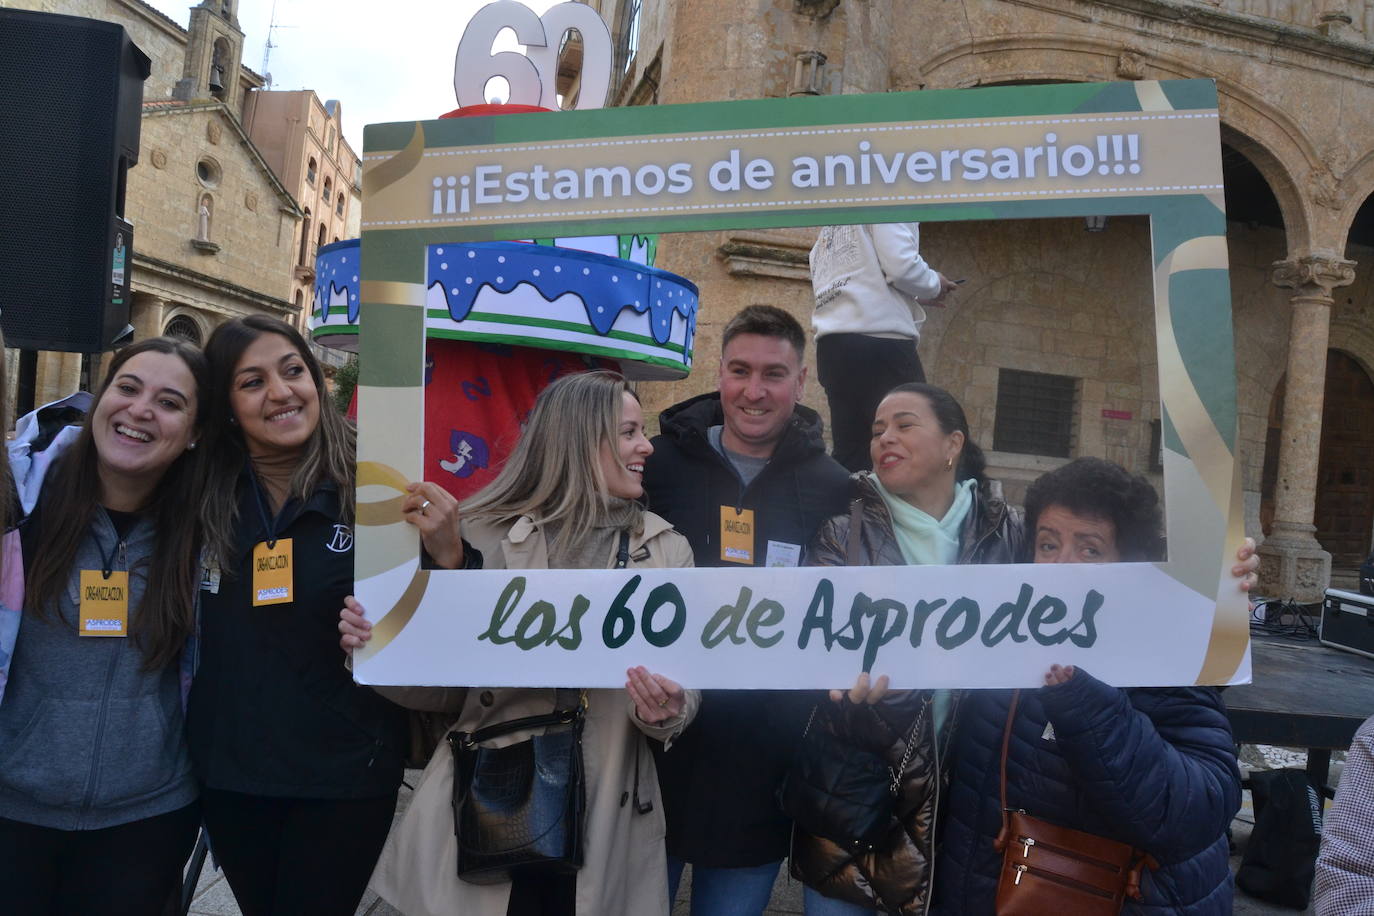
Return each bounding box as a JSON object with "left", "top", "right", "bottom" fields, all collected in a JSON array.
[{"left": 187, "top": 316, "right": 461, "bottom": 915}]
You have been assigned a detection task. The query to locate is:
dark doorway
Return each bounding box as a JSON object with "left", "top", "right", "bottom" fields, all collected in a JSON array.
[
  {"left": 1260, "top": 351, "right": 1374, "bottom": 568},
  {"left": 1316, "top": 351, "right": 1374, "bottom": 568}
]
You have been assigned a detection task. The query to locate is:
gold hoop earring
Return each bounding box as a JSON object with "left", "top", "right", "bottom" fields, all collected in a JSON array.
[{"left": 944, "top": 457, "right": 954, "bottom": 471}]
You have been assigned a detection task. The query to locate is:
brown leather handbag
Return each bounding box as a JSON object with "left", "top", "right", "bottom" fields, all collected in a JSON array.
[{"left": 993, "top": 690, "right": 1156, "bottom": 915}]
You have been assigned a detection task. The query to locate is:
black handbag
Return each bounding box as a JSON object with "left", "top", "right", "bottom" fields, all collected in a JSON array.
[
  {"left": 777, "top": 709, "right": 886, "bottom": 851},
  {"left": 448, "top": 690, "right": 587, "bottom": 885},
  {"left": 778, "top": 499, "right": 924, "bottom": 852},
  {"left": 779, "top": 696, "right": 927, "bottom": 853}
]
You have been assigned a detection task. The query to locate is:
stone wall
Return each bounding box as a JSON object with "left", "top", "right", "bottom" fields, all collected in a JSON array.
[
  {"left": 2, "top": 0, "right": 188, "bottom": 100},
  {"left": 132, "top": 109, "right": 294, "bottom": 304},
  {"left": 243, "top": 90, "right": 361, "bottom": 331},
  {"left": 637, "top": 212, "right": 1326, "bottom": 541}
]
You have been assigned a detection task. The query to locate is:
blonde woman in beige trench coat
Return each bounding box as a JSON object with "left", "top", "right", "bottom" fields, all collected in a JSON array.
[{"left": 340, "top": 371, "right": 699, "bottom": 916}]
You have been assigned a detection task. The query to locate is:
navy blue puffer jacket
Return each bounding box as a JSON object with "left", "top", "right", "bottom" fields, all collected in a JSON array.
[{"left": 933, "top": 670, "right": 1241, "bottom": 914}]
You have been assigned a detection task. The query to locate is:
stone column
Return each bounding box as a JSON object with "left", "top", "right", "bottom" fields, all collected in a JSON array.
[
  {"left": 1257, "top": 253, "right": 1356, "bottom": 601},
  {"left": 131, "top": 293, "right": 167, "bottom": 342},
  {"left": 34, "top": 351, "right": 83, "bottom": 405}
]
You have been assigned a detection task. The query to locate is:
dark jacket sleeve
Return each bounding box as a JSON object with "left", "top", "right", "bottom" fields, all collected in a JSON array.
[
  {"left": 805, "top": 513, "right": 850, "bottom": 568},
  {"left": 1037, "top": 668, "right": 1242, "bottom": 862}
]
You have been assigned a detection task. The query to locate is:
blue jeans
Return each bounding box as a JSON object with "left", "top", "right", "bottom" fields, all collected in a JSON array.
[
  {"left": 667, "top": 856, "right": 781, "bottom": 916},
  {"left": 803, "top": 884, "right": 878, "bottom": 915}
]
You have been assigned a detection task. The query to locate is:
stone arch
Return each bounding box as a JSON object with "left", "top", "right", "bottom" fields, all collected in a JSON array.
[
  {"left": 914, "top": 36, "right": 1316, "bottom": 250},
  {"left": 1261, "top": 348, "right": 1374, "bottom": 564},
  {"left": 210, "top": 37, "right": 231, "bottom": 98},
  {"left": 1328, "top": 318, "right": 1374, "bottom": 383},
  {"left": 1334, "top": 154, "right": 1374, "bottom": 248}
]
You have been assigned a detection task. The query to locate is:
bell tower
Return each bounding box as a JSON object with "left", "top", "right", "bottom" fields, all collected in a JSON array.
[{"left": 174, "top": 0, "right": 245, "bottom": 114}]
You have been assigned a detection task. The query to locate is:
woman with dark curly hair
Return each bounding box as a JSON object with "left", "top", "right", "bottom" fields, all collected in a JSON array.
[{"left": 933, "top": 457, "right": 1244, "bottom": 915}]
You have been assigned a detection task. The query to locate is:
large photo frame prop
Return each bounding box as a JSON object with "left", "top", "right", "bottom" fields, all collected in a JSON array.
[{"left": 353, "top": 79, "right": 1249, "bottom": 690}]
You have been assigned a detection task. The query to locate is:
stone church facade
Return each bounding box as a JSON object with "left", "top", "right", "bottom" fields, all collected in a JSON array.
[
  {"left": 0, "top": 0, "right": 299, "bottom": 402},
  {"left": 584, "top": 0, "right": 1374, "bottom": 601}
]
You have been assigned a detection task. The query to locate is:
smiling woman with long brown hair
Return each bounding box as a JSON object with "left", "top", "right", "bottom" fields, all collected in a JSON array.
[
  {"left": 0, "top": 337, "right": 209, "bottom": 915},
  {"left": 187, "top": 315, "right": 463, "bottom": 916}
]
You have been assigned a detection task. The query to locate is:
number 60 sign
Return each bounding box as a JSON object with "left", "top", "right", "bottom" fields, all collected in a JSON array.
[{"left": 454, "top": 0, "right": 614, "bottom": 111}]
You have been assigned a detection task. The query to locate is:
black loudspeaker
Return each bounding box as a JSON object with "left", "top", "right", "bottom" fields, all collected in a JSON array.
[{"left": 0, "top": 9, "right": 150, "bottom": 353}]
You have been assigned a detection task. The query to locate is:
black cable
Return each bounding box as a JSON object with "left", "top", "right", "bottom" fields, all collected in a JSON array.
[{"left": 1247, "top": 596, "right": 1321, "bottom": 639}]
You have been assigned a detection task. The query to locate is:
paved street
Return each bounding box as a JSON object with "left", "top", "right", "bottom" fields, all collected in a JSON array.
[{"left": 184, "top": 748, "right": 1332, "bottom": 915}]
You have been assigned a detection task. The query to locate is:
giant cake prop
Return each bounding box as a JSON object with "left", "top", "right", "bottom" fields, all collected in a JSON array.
[
  {"left": 311, "top": 235, "right": 697, "bottom": 380},
  {"left": 310, "top": 1, "right": 698, "bottom": 500}
]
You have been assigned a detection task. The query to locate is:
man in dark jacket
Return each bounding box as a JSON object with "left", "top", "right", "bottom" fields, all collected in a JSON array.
[{"left": 643, "top": 304, "right": 850, "bottom": 913}]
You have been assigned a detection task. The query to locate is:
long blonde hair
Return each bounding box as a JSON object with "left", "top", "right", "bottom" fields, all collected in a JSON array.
[{"left": 462, "top": 370, "right": 638, "bottom": 545}]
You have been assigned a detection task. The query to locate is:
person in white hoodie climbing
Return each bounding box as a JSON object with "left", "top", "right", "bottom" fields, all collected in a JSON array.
[{"left": 810, "top": 222, "right": 958, "bottom": 473}]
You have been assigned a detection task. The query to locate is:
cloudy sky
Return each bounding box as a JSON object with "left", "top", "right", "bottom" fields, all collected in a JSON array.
[{"left": 144, "top": 0, "right": 563, "bottom": 152}]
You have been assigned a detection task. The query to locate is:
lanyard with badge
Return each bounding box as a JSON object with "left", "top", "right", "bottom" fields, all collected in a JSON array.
[
  {"left": 250, "top": 471, "right": 294, "bottom": 607},
  {"left": 720, "top": 505, "right": 756, "bottom": 564},
  {"left": 79, "top": 526, "right": 129, "bottom": 637}
]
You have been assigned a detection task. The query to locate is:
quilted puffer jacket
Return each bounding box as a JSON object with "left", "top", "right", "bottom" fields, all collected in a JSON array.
[
  {"left": 933, "top": 672, "right": 1241, "bottom": 915},
  {"left": 790, "top": 472, "right": 1023, "bottom": 914}
]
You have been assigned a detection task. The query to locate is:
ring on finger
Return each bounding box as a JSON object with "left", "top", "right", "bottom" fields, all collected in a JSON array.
[
  {"left": 420, "top": 498, "right": 432, "bottom": 514},
  {"left": 657, "top": 698, "right": 668, "bottom": 708}
]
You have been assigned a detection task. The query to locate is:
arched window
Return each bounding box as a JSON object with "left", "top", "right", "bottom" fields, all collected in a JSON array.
[
  {"left": 323, "top": 176, "right": 332, "bottom": 202},
  {"left": 196, "top": 194, "right": 213, "bottom": 241},
  {"left": 210, "top": 38, "right": 230, "bottom": 98},
  {"left": 306, "top": 158, "right": 318, "bottom": 185},
  {"left": 298, "top": 209, "right": 312, "bottom": 266},
  {"left": 336, "top": 192, "right": 345, "bottom": 217},
  {"left": 164, "top": 314, "right": 202, "bottom": 345},
  {"left": 317, "top": 223, "right": 328, "bottom": 251}
]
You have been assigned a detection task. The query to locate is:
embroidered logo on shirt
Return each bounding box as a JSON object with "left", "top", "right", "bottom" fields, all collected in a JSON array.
[{"left": 326, "top": 524, "right": 354, "bottom": 553}]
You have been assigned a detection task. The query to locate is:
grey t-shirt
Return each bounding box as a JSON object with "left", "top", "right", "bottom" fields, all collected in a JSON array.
[{"left": 708, "top": 424, "right": 768, "bottom": 487}]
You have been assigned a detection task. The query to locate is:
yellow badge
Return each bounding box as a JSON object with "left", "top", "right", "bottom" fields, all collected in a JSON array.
[
  {"left": 252, "top": 539, "right": 294, "bottom": 607},
  {"left": 79, "top": 569, "right": 129, "bottom": 637},
  {"left": 719, "top": 506, "right": 756, "bottom": 565}
]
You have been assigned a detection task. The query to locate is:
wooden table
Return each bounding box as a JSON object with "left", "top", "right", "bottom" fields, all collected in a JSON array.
[{"left": 1224, "top": 633, "right": 1374, "bottom": 790}]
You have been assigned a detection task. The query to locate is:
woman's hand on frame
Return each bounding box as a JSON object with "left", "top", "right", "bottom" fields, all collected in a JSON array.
[
  {"left": 339, "top": 595, "right": 373, "bottom": 653},
  {"left": 626, "top": 666, "right": 685, "bottom": 724},
  {"left": 1044, "top": 663, "right": 1076, "bottom": 687},
  {"left": 1233, "top": 537, "right": 1259, "bottom": 592},
  {"left": 829, "top": 671, "right": 890, "bottom": 705},
  {"left": 402, "top": 481, "right": 463, "bottom": 569}
]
